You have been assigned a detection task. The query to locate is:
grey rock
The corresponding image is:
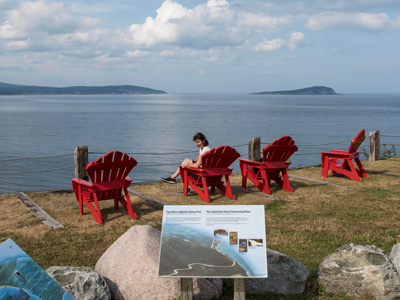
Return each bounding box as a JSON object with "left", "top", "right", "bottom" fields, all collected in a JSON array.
[
  {"left": 95, "top": 225, "right": 222, "bottom": 300},
  {"left": 318, "top": 243, "right": 400, "bottom": 300},
  {"left": 245, "top": 248, "right": 309, "bottom": 295},
  {"left": 389, "top": 242, "right": 400, "bottom": 274},
  {"left": 46, "top": 266, "right": 111, "bottom": 300}
]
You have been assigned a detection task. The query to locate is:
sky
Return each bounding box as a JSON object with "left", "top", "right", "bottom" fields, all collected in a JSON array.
[{"left": 0, "top": 0, "right": 399, "bottom": 93}]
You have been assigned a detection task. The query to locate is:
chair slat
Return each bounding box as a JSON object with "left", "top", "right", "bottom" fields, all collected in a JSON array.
[{"left": 348, "top": 129, "right": 365, "bottom": 153}]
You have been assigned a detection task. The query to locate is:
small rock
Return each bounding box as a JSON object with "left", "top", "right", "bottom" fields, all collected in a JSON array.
[
  {"left": 46, "top": 266, "right": 111, "bottom": 300},
  {"left": 246, "top": 248, "right": 309, "bottom": 295},
  {"left": 318, "top": 244, "right": 400, "bottom": 300},
  {"left": 389, "top": 242, "right": 400, "bottom": 274}
]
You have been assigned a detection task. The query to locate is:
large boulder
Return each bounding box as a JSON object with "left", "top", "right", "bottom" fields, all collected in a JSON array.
[
  {"left": 245, "top": 249, "right": 309, "bottom": 295},
  {"left": 95, "top": 225, "right": 222, "bottom": 300},
  {"left": 389, "top": 242, "right": 400, "bottom": 274},
  {"left": 317, "top": 244, "right": 400, "bottom": 299},
  {"left": 46, "top": 266, "right": 111, "bottom": 300}
]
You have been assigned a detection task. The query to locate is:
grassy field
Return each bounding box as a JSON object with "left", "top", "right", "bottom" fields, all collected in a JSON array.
[{"left": 1, "top": 157, "right": 400, "bottom": 299}]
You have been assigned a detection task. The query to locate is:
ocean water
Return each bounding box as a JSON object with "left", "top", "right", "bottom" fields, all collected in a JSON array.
[{"left": 1, "top": 93, "right": 399, "bottom": 194}]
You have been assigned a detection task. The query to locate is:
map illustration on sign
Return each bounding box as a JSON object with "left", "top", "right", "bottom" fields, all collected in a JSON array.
[
  {"left": 0, "top": 239, "right": 74, "bottom": 300},
  {"left": 158, "top": 205, "right": 267, "bottom": 278}
]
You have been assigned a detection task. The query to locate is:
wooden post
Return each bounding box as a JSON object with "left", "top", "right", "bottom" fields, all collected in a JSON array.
[
  {"left": 369, "top": 131, "right": 380, "bottom": 161},
  {"left": 234, "top": 278, "right": 246, "bottom": 300},
  {"left": 181, "top": 278, "right": 193, "bottom": 300},
  {"left": 74, "top": 146, "right": 89, "bottom": 180},
  {"left": 248, "top": 137, "right": 261, "bottom": 161}
]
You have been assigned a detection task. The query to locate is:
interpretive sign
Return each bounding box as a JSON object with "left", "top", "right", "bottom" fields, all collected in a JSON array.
[
  {"left": 0, "top": 239, "right": 74, "bottom": 300},
  {"left": 158, "top": 205, "right": 267, "bottom": 278}
]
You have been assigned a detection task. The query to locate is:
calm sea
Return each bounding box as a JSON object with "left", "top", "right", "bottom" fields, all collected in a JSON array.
[{"left": 1, "top": 93, "right": 399, "bottom": 194}]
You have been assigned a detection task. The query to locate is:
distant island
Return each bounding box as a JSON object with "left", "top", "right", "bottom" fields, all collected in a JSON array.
[
  {"left": 0, "top": 82, "right": 167, "bottom": 95},
  {"left": 251, "top": 86, "right": 337, "bottom": 95}
]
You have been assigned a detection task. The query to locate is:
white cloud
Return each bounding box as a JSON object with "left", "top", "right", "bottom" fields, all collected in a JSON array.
[
  {"left": 129, "top": 0, "right": 189, "bottom": 46},
  {"left": 0, "top": 0, "right": 79, "bottom": 39},
  {"left": 306, "top": 12, "right": 398, "bottom": 31},
  {"left": 4, "top": 38, "right": 30, "bottom": 50},
  {"left": 0, "top": 0, "right": 112, "bottom": 58},
  {"left": 254, "top": 38, "right": 285, "bottom": 52},
  {"left": 254, "top": 32, "right": 306, "bottom": 52},
  {"left": 128, "top": 0, "right": 294, "bottom": 49},
  {"left": 126, "top": 49, "right": 149, "bottom": 57},
  {"left": 287, "top": 31, "right": 306, "bottom": 50}
]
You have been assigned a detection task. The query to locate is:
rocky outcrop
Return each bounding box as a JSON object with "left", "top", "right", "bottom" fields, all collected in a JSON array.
[
  {"left": 46, "top": 266, "right": 111, "bottom": 300},
  {"left": 246, "top": 249, "right": 309, "bottom": 295},
  {"left": 94, "top": 225, "right": 222, "bottom": 300},
  {"left": 317, "top": 244, "right": 400, "bottom": 299},
  {"left": 389, "top": 242, "right": 400, "bottom": 274}
]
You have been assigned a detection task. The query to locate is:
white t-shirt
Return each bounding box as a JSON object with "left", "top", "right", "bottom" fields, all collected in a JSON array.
[{"left": 199, "top": 146, "right": 211, "bottom": 156}]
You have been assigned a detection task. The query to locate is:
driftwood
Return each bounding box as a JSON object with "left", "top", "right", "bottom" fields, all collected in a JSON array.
[
  {"left": 15, "top": 192, "right": 64, "bottom": 229},
  {"left": 288, "top": 175, "right": 354, "bottom": 191},
  {"left": 127, "top": 187, "right": 167, "bottom": 206}
]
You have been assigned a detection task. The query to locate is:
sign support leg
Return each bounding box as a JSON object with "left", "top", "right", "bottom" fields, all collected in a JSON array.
[
  {"left": 234, "top": 278, "right": 246, "bottom": 300},
  {"left": 181, "top": 278, "right": 193, "bottom": 300}
]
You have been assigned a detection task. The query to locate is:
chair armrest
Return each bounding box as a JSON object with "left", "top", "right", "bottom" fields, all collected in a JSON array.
[
  {"left": 202, "top": 168, "right": 233, "bottom": 176},
  {"left": 330, "top": 150, "right": 350, "bottom": 154},
  {"left": 71, "top": 178, "right": 93, "bottom": 188},
  {"left": 321, "top": 151, "right": 351, "bottom": 158},
  {"left": 261, "top": 161, "right": 290, "bottom": 169},
  {"left": 239, "top": 158, "right": 262, "bottom": 167},
  {"left": 182, "top": 167, "right": 204, "bottom": 175},
  {"left": 240, "top": 159, "right": 289, "bottom": 169}
]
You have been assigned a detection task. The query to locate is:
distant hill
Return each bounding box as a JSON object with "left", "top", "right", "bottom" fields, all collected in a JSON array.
[
  {"left": 251, "top": 86, "right": 337, "bottom": 95},
  {"left": 0, "top": 82, "right": 167, "bottom": 95}
]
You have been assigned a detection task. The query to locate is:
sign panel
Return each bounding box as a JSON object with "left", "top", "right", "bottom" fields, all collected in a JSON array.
[
  {"left": 0, "top": 239, "right": 74, "bottom": 300},
  {"left": 158, "top": 205, "right": 267, "bottom": 278}
]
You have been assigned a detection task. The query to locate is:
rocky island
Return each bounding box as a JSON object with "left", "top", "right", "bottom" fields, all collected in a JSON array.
[
  {"left": 0, "top": 82, "right": 167, "bottom": 95},
  {"left": 251, "top": 86, "right": 337, "bottom": 95}
]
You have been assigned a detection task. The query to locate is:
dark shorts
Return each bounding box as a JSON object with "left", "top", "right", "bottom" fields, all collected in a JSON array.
[
  {"left": 190, "top": 174, "right": 199, "bottom": 180},
  {"left": 189, "top": 159, "right": 198, "bottom": 180}
]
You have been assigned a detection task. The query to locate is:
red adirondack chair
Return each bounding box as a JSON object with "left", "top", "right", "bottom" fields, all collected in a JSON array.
[
  {"left": 180, "top": 145, "right": 240, "bottom": 203},
  {"left": 71, "top": 151, "right": 138, "bottom": 224},
  {"left": 239, "top": 136, "right": 298, "bottom": 194},
  {"left": 321, "top": 129, "right": 369, "bottom": 181}
]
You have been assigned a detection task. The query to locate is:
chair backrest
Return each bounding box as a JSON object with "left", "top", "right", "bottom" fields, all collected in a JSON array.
[
  {"left": 86, "top": 151, "right": 137, "bottom": 183},
  {"left": 201, "top": 146, "right": 240, "bottom": 169},
  {"left": 263, "top": 136, "right": 298, "bottom": 162},
  {"left": 348, "top": 129, "right": 365, "bottom": 153}
]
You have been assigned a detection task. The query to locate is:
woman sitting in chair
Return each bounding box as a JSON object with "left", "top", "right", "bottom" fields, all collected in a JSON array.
[{"left": 161, "top": 132, "right": 211, "bottom": 184}]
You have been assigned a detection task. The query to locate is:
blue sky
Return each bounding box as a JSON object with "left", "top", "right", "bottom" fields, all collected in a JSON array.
[{"left": 0, "top": 0, "right": 399, "bottom": 93}]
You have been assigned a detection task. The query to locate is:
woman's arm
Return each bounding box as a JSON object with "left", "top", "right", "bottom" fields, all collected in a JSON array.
[{"left": 185, "top": 156, "right": 202, "bottom": 169}]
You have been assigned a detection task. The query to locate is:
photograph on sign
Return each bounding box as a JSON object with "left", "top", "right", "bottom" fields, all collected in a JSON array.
[
  {"left": 158, "top": 205, "right": 267, "bottom": 278},
  {"left": 0, "top": 239, "right": 75, "bottom": 300}
]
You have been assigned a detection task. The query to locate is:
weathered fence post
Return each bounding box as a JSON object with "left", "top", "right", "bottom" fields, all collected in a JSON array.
[
  {"left": 248, "top": 137, "right": 261, "bottom": 161},
  {"left": 234, "top": 278, "right": 246, "bottom": 300},
  {"left": 181, "top": 278, "right": 193, "bottom": 300},
  {"left": 74, "top": 146, "right": 88, "bottom": 180},
  {"left": 369, "top": 131, "right": 380, "bottom": 161}
]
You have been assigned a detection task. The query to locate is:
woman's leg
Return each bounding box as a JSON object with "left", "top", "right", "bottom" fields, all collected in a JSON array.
[{"left": 171, "top": 158, "right": 192, "bottom": 179}]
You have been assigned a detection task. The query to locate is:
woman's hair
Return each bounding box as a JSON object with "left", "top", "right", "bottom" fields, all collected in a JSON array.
[{"left": 193, "top": 132, "right": 209, "bottom": 146}]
